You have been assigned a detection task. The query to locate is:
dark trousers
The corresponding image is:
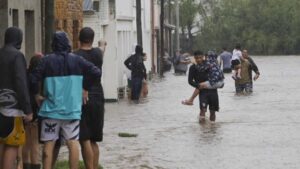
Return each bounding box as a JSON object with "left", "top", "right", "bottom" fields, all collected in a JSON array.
[{"left": 131, "top": 77, "right": 143, "bottom": 100}]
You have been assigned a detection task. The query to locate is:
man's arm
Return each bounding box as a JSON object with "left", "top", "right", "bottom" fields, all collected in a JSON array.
[
  {"left": 188, "top": 65, "right": 199, "bottom": 88},
  {"left": 248, "top": 57, "right": 260, "bottom": 80},
  {"left": 219, "top": 55, "right": 223, "bottom": 69},
  {"left": 248, "top": 57, "right": 259, "bottom": 73},
  {"left": 124, "top": 56, "right": 132, "bottom": 70}
]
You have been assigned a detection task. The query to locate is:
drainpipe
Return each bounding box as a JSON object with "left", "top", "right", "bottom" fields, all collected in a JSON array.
[
  {"left": 168, "top": 0, "right": 171, "bottom": 55},
  {"left": 136, "top": 0, "right": 143, "bottom": 46},
  {"left": 160, "top": 0, "right": 165, "bottom": 77},
  {"left": 175, "top": 0, "right": 180, "bottom": 51},
  {"left": 150, "top": 0, "right": 156, "bottom": 73},
  {"left": 41, "top": 0, "right": 45, "bottom": 52},
  {"left": 45, "top": 0, "right": 55, "bottom": 53}
]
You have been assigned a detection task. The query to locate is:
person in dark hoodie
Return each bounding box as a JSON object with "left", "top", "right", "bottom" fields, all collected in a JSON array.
[
  {"left": 0, "top": 27, "right": 33, "bottom": 169},
  {"left": 74, "top": 27, "right": 105, "bottom": 169},
  {"left": 124, "top": 45, "right": 147, "bottom": 102},
  {"left": 30, "top": 31, "right": 101, "bottom": 169}
]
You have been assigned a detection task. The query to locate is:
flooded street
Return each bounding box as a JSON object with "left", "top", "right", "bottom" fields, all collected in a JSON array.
[{"left": 99, "top": 56, "right": 300, "bottom": 169}]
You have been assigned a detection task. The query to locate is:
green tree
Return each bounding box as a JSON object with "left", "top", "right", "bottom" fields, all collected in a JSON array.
[
  {"left": 179, "top": 0, "right": 198, "bottom": 52},
  {"left": 194, "top": 0, "right": 300, "bottom": 55}
]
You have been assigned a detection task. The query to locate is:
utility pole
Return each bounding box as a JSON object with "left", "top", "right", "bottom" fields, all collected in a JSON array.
[
  {"left": 150, "top": 0, "right": 156, "bottom": 73},
  {"left": 45, "top": 0, "right": 55, "bottom": 53},
  {"left": 175, "top": 0, "right": 180, "bottom": 51},
  {"left": 136, "top": 0, "right": 143, "bottom": 46},
  {"left": 160, "top": 0, "right": 165, "bottom": 77},
  {"left": 168, "top": 0, "right": 173, "bottom": 58}
]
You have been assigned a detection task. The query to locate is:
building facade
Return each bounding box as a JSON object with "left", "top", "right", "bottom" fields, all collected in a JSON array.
[
  {"left": 0, "top": 0, "right": 42, "bottom": 63},
  {"left": 82, "top": 0, "right": 109, "bottom": 47},
  {"left": 82, "top": 0, "right": 155, "bottom": 101},
  {"left": 55, "top": 0, "right": 83, "bottom": 50}
]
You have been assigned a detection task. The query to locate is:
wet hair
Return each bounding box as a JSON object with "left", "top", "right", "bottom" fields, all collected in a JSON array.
[
  {"left": 79, "top": 27, "right": 94, "bottom": 43},
  {"left": 28, "top": 53, "right": 43, "bottom": 72},
  {"left": 194, "top": 50, "right": 203, "bottom": 56}
]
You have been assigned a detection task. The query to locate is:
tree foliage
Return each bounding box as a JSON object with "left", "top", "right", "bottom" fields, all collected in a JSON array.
[
  {"left": 194, "top": 0, "right": 300, "bottom": 55},
  {"left": 179, "top": 0, "right": 198, "bottom": 52}
]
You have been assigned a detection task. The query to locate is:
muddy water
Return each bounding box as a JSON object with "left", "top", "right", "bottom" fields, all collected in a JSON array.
[{"left": 97, "top": 56, "right": 300, "bottom": 169}]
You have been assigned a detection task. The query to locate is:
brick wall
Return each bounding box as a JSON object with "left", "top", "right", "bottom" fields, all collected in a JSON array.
[{"left": 55, "top": 0, "right": 83, "bottom": 50}]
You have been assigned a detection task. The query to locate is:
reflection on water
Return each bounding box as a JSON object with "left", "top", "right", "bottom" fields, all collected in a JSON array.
[
  {"left": 99, "top": 56, "right": 300, "bottom": 169},
  {"left": 199, "top": 120, "right": 221, "bottom": 144}
]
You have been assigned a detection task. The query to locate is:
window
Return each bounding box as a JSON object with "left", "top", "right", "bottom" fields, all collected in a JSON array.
[
  {"left": 93, "top": 1, "right": 100, "bottom": 12},
  {"left": 109, "top": 0, "right": 115, "bottom": 19},
  {"left": 25, "top": 10, "right": 35, "bottom": 63},
  {"left": 12, "top": 9, "right": 18, "bottom": 27}
]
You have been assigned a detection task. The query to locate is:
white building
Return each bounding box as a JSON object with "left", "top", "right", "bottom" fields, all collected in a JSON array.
[{"left": 83, "top": 0, "right": 154, "bottom": 101}]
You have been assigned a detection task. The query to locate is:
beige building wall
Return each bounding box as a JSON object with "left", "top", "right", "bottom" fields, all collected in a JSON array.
[{"left": 6, "top": 0, "right": 42, "bottom": 63}]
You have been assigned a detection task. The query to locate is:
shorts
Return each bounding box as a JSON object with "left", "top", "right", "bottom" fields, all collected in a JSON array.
[
  {"left": 199, "top": 90, "right": 219, "bottom": 112},
  {"left": 79, "top": 95, "right": 104, "bottom": 142},
  {"left": 231, "top": 59, "right": 241, "bottom": 69},
  {"left": 39, "top": 118, "right": 80, "bottom": 142},
  {"left": 223, "top": 68, "right": 232, "bottom": 73},
  {"left": 235, "top": 82, "right": 253, "bottom": 94},
  {"left": 0, "top": 114, "right": 25, "bottom": 146}
]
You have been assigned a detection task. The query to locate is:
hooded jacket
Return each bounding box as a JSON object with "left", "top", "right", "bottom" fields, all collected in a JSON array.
[
  {"left": 0, "top": 27, "right": 32, "bottom": 116},
  {"left": 124, "top": 45, "right": 147, "bottom": 79},
  {"left": 30, "top": 32, "right": 101, "bottom": 120}
]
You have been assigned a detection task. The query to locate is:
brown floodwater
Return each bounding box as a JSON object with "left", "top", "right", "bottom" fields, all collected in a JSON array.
[{"left": 62, "top": 56, "right": 300, "bottom": 169}]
